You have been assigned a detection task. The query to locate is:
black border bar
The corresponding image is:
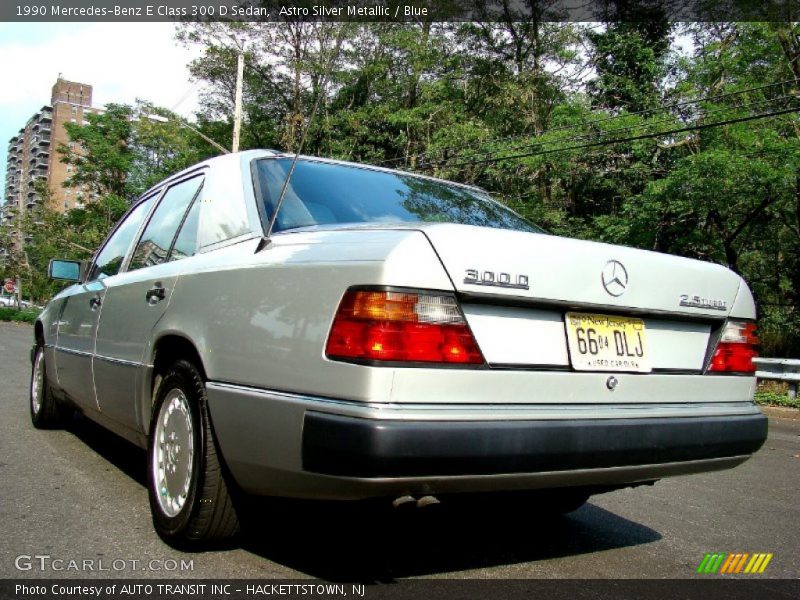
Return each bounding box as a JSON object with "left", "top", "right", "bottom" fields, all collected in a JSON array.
[
  {"left": 1, "top": 579, "right": 799, "bottom": 600},
  {"left": 3, "top": 1, "right": 800, "bottom": 23}
]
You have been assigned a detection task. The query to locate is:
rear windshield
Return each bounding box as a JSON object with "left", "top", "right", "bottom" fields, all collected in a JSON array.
[{"left": 254, "top": 158, "right": 541, "bottom": 234}]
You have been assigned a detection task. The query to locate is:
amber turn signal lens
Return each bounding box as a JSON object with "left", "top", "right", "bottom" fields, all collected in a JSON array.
[{"left": 326, "top": 290, "right": 484, "bottom": 365}]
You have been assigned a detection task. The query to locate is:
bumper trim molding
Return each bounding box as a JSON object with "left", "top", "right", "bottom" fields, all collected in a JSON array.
[{"left": 302, "top": 412, "right": 767, "bottom": 478}]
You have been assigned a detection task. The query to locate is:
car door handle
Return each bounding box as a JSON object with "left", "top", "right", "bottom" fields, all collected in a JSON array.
[
  {"left": 89, "top": 296, "right": 102, "bottom": 310},
  {"left": 146, "top": 285, "right": 166, "bottom": 304}
]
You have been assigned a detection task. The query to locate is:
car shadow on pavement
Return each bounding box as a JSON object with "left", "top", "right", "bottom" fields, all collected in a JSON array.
[
  {"left": 65, "top": 413, "right": 148, "bottom": 487},
  {"left": 238, "top": 494, "right": 662, "bottom": 582},
  {"left": 63, "top": 414, "right": 662, "bottom": 580}
]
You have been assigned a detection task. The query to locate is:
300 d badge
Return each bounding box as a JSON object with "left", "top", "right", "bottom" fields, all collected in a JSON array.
[{"left": 464, "top": 269, "right": 529, "bottom": 290}]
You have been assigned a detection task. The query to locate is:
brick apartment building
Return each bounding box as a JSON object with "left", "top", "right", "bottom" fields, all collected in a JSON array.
[{"left": 2, "top": 77, "right": 96, "bottom": 242}]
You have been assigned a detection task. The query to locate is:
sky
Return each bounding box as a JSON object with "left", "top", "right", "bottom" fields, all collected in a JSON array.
[{"left": 0, "top": 22, "right": 204, "bottom": 203}]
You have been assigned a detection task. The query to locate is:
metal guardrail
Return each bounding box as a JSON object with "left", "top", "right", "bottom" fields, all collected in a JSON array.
[{"left": 753, "top": 357, "right": 800, "bottom": 399}]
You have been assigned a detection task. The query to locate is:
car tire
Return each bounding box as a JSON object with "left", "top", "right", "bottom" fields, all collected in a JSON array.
[
  {"left": 30, "top": 344, "right": 71, "bottom": 428},
  {"left": 147, "top": 359, "right": 240, "bottom": 546}
]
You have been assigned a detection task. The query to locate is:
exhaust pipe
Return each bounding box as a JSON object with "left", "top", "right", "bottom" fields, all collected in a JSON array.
[
  {"left": 416, "top": 495, "right": 441, "bottom": 508},
  {"left": 392, "top": 495, "right": 441, "bottom": 509},
  {"left": 392, "top": 495, "right": 416, "bottom": 509}
]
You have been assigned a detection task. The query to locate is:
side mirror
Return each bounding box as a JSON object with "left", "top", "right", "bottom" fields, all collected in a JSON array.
[{"left": 48, "top": 259, "right": 84, "bottom": 282}]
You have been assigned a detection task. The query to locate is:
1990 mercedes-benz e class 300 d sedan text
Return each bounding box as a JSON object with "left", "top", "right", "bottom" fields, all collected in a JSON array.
[{"left": 31, "top": 150, "right": 767, "bottom": 544}]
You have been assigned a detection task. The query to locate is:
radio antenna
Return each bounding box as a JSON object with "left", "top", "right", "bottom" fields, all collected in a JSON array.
[{"left": 266, "top": 27, "right": 346, "bottom": 238}]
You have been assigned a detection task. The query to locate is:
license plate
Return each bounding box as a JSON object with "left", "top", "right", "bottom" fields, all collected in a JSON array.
[{"left": 565, "top": 312, "right": 651, "bottom": 373}]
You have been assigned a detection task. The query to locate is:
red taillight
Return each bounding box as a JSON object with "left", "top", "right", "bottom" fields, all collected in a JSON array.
[
  {"left": 708, "top": 320, "right": 759, "bottom": 373},
  {"left": 326, "top": 290, "right": 485, "bottom": 365}
]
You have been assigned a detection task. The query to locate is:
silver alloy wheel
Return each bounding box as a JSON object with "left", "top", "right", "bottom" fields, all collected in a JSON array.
[
  {"left": 152, "top": 388, "right": 195, "bottom": 518},
  {"left": 31, "top": 349, "right": 45, "bottom": 416}
]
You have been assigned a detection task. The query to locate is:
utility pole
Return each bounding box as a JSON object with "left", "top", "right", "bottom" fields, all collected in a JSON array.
[
  {"left": 16, "top": 229, "right": 25, "bottom": 309},
  {"left": 232, "top": 46, "right": 244, "bottom": 153}
]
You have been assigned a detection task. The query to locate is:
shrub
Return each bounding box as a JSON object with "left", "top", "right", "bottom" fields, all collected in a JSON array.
[
  {"left": 755, "top": 381, "right": 800, "bottom": 408},
  {"left": 0, "top": 307, "right": 40, "bottom": 323}
]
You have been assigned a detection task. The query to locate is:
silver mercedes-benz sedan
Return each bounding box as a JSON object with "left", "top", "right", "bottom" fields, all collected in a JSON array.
[{"left": 31, "top": 150, "right": 766, "bottom": 545}]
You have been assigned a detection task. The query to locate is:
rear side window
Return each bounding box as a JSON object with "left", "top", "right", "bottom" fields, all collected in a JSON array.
[
  {"left": 129, "top": 176, "right": 203, "bottom": 271},
  {"left": 197, "top": 161, "right": 251, "bottom": 247},
  {"left": 88, "top": 196, "right": 156, "bottom": 281},
  {"left": 170, "top": 195, "right": 201, "bottom": 261}
]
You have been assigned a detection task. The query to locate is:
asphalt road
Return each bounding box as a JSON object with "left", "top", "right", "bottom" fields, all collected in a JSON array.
[{"left": 1, "top": 321, "right": 798, "bottom": 581}]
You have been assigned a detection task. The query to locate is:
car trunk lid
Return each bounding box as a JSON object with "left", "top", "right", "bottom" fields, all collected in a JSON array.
[
  {"left": 416, "top": 224, "right": 742, "bottom": 372},
  {"left": 419, "top": 223, "right": 741, "bottom": 318}
]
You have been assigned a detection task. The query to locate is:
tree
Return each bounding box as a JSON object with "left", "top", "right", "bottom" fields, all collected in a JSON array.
[
  {"left": 59, "top": 104, "right": 135, "bottom": 200},
  {"left": 59, "top": 101, "right": 214, "bottom": 204},
  {"left": 178, "top": 19, "right": 350, "bottom": 152},
  {"left": 587, "top": 4, "right": 672, "bottom": 112},
  {"left": 3, "top": 102, "right": 213, "bottom": 303},
  {"left": 613, "top": 21, "right": 800, "bottom": 355}
]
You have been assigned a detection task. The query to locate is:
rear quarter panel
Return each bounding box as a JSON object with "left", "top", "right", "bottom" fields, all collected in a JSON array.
[{"left": 153, "top": 229, "right": 453, "bottom": 403}]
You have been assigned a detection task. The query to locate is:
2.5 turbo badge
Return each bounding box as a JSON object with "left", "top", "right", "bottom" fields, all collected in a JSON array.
[{"left": 679, "top": 294, "right": 727, "bottom": 311}]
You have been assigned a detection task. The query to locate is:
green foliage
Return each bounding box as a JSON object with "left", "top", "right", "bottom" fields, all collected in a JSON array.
[
  {"left": 588, "top": 16, "right": 672, "bottom": 111},
  {"left": 0, "top": 307, "right": 40, "bottom": 323},
  {"left": 1, "top": 101, "right": 211, "bottom": 303},
  {"left": 60, "top": 104, "right": 135, "bottom": 198},
  {"left": 754, "top": 389, "right": 800, "bottom": 409},
  {"left": 60, "top": 101, "right": 215, "bottom": 200}
]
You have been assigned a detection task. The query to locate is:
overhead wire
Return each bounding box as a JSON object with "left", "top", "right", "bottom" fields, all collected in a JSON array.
[
  {"left": 436, "top": 107, "right": 800, "bottom": 171},
  {"left": 373, "top": 78, "right": 800, "bottom": 168},
  {"left": 419, "top": 94, "right": 798, "bottom": 169}
]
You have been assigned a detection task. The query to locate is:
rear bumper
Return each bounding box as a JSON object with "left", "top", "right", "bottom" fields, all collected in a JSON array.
[
  {"left": 206, "top": 381, "right": 766, "bottom": 499},
  {"left": 302, "top": 412, "right": 768, "bottom": 478}
]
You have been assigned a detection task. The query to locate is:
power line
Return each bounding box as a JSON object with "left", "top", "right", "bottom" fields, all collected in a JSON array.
[
  {"left": 446, "top": 107, "right": 800, "bottom": 169},
  {"left": 485, "top": 146, "right": 800, "bottom": 205},
  {"left": 423, "top": 94, "right": 797, "bottom": 169},
  {"left": 374, "top": 77, "right": 800, "bottom": 168},
  {"left": 437, "top": 107, "right": 800, "bottom": 170},
  {"left": 169, "top": 81, "right": 202, "bottom": 113},
  {"left": 739, "top": 145, "right": 800, "bottom": 159}
]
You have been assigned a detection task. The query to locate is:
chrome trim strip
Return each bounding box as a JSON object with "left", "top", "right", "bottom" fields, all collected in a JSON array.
[
  {"left": 209, "top": 381, "right": 377, "bottom": 410},
  {"left": 55, "top": 347, "right": 147, "bottom": 368},
  {"left": 207, "top": 381, "right": 761, "bottom": 422},
  {"left": 93, "top": 354, "right": 147, "bottom": 368},
  {"left": 55, "top": 346, "right": 92, "bottom": 358},
  {"left": 460, "top": 293, "right": 726, "bottom": 322}
]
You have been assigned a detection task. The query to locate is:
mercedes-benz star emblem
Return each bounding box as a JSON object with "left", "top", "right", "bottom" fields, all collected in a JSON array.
[{"left": 601, "top": 260, "right": 628, "bottom": 297}]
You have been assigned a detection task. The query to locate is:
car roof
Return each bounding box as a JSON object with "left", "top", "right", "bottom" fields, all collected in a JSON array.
[{"left": 138, "top": 149, "right": 488, "bottom": 200}]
